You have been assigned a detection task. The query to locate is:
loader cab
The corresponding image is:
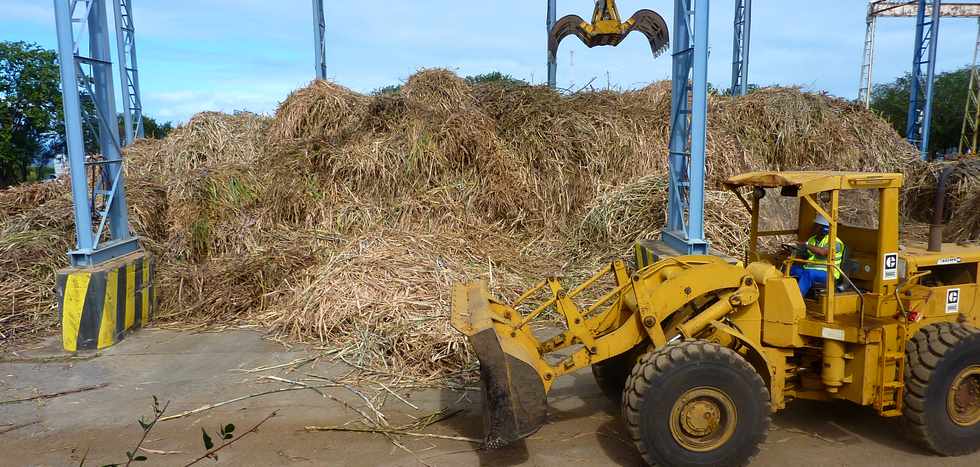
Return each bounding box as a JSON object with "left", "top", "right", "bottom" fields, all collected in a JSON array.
[{"left": 725, "top": 172, "right": 905, "bottom": 320}]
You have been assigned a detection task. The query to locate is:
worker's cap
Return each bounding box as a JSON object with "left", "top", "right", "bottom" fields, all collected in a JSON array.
[{"left": 814, "top": 214, "right": 830, "bottom": 227}]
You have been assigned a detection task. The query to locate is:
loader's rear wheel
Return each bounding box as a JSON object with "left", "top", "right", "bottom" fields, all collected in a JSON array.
[
  {"left": 904, "top": 322, "right": 980, "bottom": 456},
  {"left": 622, "top": 340, "right": 770, "bottom": 467},
  {"left": 592, "top": 344, "right": 645, "bottom": 402}
]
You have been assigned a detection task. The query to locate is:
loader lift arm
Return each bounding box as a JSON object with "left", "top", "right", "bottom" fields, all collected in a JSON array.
[{"left": 451, "top": 255, "right": 765, "bottom": 447}]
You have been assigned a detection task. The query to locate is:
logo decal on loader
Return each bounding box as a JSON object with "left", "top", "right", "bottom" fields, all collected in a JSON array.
[
  {"left": 883, "top": 253, "right": 898, "bottom": 281},
  {"left": 946, "top": 288, "right": 960, "bottom": 314}
]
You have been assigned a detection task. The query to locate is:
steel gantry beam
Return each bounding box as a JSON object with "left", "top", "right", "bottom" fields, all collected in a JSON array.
[
  {"left": 962, "top": 19, "right": 980, "bottom": 155},
  {"left": 53, "top": 0, "right": 139, "bottom": 266},
  {"left": 730, "top": 0, "right": 752, "bottom": 96},
  {"left": 906, "top": 0, "right": 942, "bottom": 160},
  {"left": 859, "top": 2, "right": 980, "bottom": 109},
  {"left": 875, "top": 1, "right": 980, "bottom": 16},
  {"left": 112, "top": 0, "right": 143, "bottom": 145},
  {"left": 663, "top": 0, "right": 709, "bottom": 255},
  {"left": 313, "top": 0, "right": 326, "bottom": 80},
  {"left": 547, "top": 0, "right": 558, "bottom": 88}
]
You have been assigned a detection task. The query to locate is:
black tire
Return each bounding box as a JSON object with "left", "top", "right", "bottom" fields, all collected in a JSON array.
[
  {"left": 592, "top": 344, "right": 645, "bottom": 402},
  {"left": 903, "top": 322, "right": 980, "bottom": 456},
  {"left": 622, "top": 340, "right": 770, "bottom": 467}
]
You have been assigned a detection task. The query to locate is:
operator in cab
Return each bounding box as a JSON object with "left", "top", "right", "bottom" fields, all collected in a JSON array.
[{"left": 790, "top": 214, "right": 844, "bottom": 297}]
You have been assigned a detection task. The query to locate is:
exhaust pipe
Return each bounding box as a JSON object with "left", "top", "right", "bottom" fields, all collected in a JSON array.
[{"left": 928, "top": 166, "right": 954, "bottom": 252}]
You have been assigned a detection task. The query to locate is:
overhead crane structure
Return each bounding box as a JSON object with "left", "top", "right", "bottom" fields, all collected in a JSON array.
[
  {"left": 964, "top": 16, "right": 980, "bottom": 155},
  {"left": 53, "top": 0, "right": 154, "bottom": 352},
  {"left": 730, "top": 0, "right": 752, "bottom": 96},
  {"left": 545, "top": 1, "right": 753, "bottom": 98},
  {"left": 857, "top": 1, "right": 980, "bottom": 160},
  {"left": 113, "top": 0, "right": 144, "bottom": 145},
  {"left": 544, "top": 0, "right": 731, "bottom": 254},
  {"left": 53, "top": 0, "right": 140, "bottom": 267}
]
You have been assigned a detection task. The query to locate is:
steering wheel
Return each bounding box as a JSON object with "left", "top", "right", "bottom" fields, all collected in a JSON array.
[{"left": 781, "top": 242, "right": 806, "bottom": 258}]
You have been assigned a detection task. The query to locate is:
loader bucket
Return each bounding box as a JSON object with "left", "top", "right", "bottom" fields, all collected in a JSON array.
[{"left": 451, "top": 282, "right": 548, "bottom": 448}]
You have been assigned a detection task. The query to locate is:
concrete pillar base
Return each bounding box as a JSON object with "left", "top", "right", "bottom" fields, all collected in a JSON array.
[{"left": 55, "top": 250, "right": 156, "bottom": 352}]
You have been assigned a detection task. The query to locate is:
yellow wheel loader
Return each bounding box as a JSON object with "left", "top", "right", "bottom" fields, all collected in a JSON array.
[{"left": 451, "top": 171, "right": 980, "bottom": 466}]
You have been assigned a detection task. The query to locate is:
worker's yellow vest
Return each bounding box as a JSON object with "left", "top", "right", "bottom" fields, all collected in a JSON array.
[{"left": 804, "top": 234, "right": 844, "bottom": 279}]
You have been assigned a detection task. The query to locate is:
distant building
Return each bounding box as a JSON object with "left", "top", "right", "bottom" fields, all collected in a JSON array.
[{"left": 51, "top": 153, "right": 69, "bottom": 178}]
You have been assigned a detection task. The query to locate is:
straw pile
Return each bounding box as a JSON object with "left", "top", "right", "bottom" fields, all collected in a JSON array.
[
  {"left": 904, "top": 158, "right": 980, "bottom": 242},
  {"left": 1, "top": 69, "right": 923, "bottom": 376}
]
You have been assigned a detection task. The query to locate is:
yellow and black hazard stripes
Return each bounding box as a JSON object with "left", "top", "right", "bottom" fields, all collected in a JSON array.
[
  {"left": 56, "top": 251, "right": 155, "bottom": 352},
  {"left": 634, "top": 241, "right": 655, "bottom": 269}
]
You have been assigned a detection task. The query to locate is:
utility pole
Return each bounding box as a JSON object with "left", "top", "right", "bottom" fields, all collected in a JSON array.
[
  {"left": 52, "top": 0, "right": 153, "bottom": 352},
  {"left": 112, "top": 0, "right": 144, "bottom": 144},
  {"left": 730, "top": 0, "right": 752, "bottom": 96},
  {"left": 313, "top": 0, "right": 326, "bottom": 80},
  {"left": 547, "top": 0, "right": 557, "bottom": 88}
]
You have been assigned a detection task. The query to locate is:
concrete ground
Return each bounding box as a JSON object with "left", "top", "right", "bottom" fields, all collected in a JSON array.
[{"left": 2, "top": 328, "right": 978, "bottom": 467}]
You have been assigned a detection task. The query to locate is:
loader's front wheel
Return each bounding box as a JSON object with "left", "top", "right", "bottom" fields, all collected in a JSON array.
[
  {"left": 904, "top": 322, "right": 980, "bottom": 456},
  {"left": 622, "top": 340, "right": 770, "bottom": 467}
]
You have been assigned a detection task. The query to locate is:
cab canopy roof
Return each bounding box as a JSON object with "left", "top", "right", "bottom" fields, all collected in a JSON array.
[{"left": 724, "top": 171, "right": 904, "bottom": 197}]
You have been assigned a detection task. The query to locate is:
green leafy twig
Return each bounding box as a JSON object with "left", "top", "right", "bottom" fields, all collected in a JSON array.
[
  {"left": 183, "top": 411, "right": 277, "bottom": 466},
  {"left": 92, "top": 397, "right": 169, "bottom": 467},
  {"left": 122, "top": 397, "right": 170, "bottom": 466}
]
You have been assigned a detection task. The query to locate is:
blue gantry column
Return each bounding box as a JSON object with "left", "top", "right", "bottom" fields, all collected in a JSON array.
[
  {"left": 313, "top": 0, "right": 327, "bottom": 80},
  {"left": 663, "top": 0, "right": 709, "bottom": 255},
  {"left": 54, "top": 0, "right": 140, "bottom": 266},
  {"left": 547, "top": 0, "right": 558, "bottom": 88},
  {"left": 906, "top": 0, "right": 942, "bottom": 160},
  {"left": 53, "top": 0, "right": 153, "bottom": 352},
  {"left": 730, "top": 0, "right": 752, "bottom": 96},
  {"left": 113, "top": 0, "right": 145, "bottom": 144}
]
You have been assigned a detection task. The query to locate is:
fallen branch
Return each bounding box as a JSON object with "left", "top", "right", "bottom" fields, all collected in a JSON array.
[
  {"left": 159, "top": 385, "right": 333, "bottom": 422},
  {"left": 0, "top": 383, "right": 109, "bottom": 405},
  {"left": 0, "top": 353, "right": 102, "bottom": 364},
  {"left": 232, "top": 356, "right": 319, "bottom": 374},
  {"left": 0, "top": 420, "right": 40, "bottom": 435},
  {"left": 304, "top": 425, "right": 480, "bottom": 444},
  {"left": 259, "top": 375, "right": 333, "bottom": 397},
  {"left": 375, "top": 381, "right": 419, "bottom": 411},
  {"left": 138, "top": 447, "right": 183, "bottom": 455}
]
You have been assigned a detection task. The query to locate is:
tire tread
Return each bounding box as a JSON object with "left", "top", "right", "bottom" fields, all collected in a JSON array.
[
  {"left": 621, "top": 340, "right": 771, "bottom": 466},
  {"left": 903, "top": 322, "right": 980, "bottom": 455}
]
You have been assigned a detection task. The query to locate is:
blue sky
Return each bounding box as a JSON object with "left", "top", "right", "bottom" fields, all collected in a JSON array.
[{"left": 3, "top": 1, "right": 976, "bottom": 123}]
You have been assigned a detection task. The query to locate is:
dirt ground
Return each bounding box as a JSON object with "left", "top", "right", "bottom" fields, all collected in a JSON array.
[{"left": 2, "top": 328, "right": 978, "bottom": 467}]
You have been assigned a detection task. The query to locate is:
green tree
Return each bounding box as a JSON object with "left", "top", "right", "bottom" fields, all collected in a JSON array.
[
  {"left": 141, "top": 115, "right": 173, "bottom": 139},
  {"left": 0, "top": 41, "right": 63, "bottom": 187},
  {"left": 117, "top": 114, "right": 175, "bottom": 140},
  {"left": 464, "top": 72, "right": 528, "bottom": 87},
  {"left": 871, "top": 67, "right": 971, "bottom": 155},
  {"left": 1, "top": 41, "right": 173, "bottom": 187}
]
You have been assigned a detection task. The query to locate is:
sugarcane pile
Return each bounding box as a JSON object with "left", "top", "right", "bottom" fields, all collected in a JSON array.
[{"left": 0, "top": 69, "right": 929, "bottom": 376}]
